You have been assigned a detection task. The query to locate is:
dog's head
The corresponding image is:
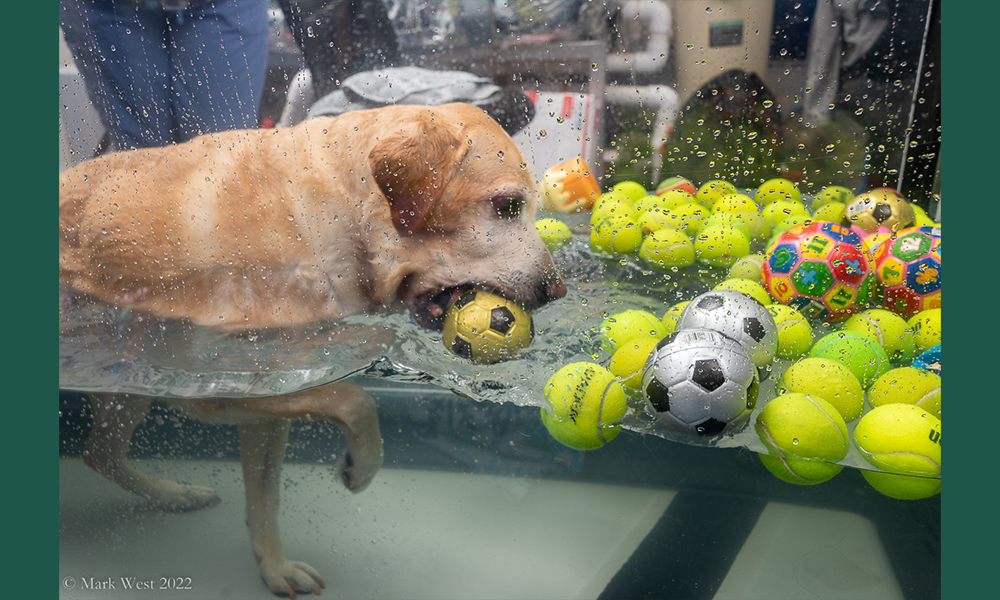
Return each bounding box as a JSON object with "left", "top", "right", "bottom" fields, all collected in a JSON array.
[{"left": 367, "top": 103, "right": 567, "bottom": 330}]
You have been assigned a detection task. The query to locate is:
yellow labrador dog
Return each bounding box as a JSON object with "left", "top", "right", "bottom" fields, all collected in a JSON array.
[{"left": 59, "top": 102, "right": 566, "bottom": 597}]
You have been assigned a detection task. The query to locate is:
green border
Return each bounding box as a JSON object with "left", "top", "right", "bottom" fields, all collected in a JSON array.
[{"left": 10, "top": 1, "right": 59, "bottom": 596}]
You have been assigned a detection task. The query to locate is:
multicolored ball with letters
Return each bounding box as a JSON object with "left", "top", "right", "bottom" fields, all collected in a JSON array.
[
  {"left": 760, "top": 221, "right": 876, "bottom": 322},
  {"left": 873, "top": 226, "right": 941, "bottom": 319}
]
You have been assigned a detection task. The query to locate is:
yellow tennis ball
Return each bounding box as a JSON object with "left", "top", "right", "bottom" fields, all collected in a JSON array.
[
  {"left": 612, "top": 180, "right": 650, "bottom": 204},
  {"left": 542, "top": 363, "right": 629, "bottom": 450},
  {"left": 700, "top": 211, "right": 753, "bottom": 240},
  {"left": 639, "top": 227, "right": 695, "bottom": 270},
  {"left": 912, "top": 204, "right": 936, "bottom": 227},
  {"left": 609, "top": 336, "right": 660, "bottom": 391},
  {"left": 535, "top": 218, "right": 572, "bottom": 252},
  {"left": 633, "top": 194, "right": 672, "bottom": 216},
  {"left": 853, "top": 404, "right": 941, "bottom": 500},
  {"left": 808, "top": 330, "right": 892, "bottom": 389},
  {"left": 766, "top": 305, "right": 815, "bottom": 360},
  {"left": 755, "top": 393, "right": 849, "bottom": 485},
  {"left": 590, "top": 198, "right": 638, "bottom": 226},
  {"left": 655, "top": 188, "right": 698, "bottom": 209},
  {"left": 868, "top": 367, "right": 941, "bottom": 419},
  {"left": 756, "top": 178, "right": 802, "bottom": 206},
  {"left": 660, "top": 301, "right": 690, "bottom": 334},
  {"left": 593, "top": 190, "right": 631, "bottom": 210},
  {"left": 636, "top": 207, "right": 674, "bottom": 235},
  {"left": 590, "top": 214, "right": 643, "bottom": 255},
  {"left": 712, "top": 192, "right": 758, "bottom": 214},
  {"left": 814, "top": 185, "right": 854, "bottom": 207},
  {"left": 760, "top": 200, "right": 810, "bottom": 228},
  {"left": 696, "top": 180, "right": 739, "bottom": 209},
  {"left": 694, "top": 225, "right": 751, "bottom": 268},
  {"left": 842, "top": 308, "right": 917, "bottom": 363},
  {"left": 907, "top": 309, "right": 941, "bottom": 353},
  {"left": 668, "top": 202, "right": 709, "bottom": 235},
  {"left": 713, "top": 277, "right": 772, "bottom": 306},
  {"left": 728, "top": 253, "right": 765, "bottom": 281},
  {"left": 598, "top": 309, "right": 666, "bottom": 354},
  {"left": 812, "top": 201, "right": 846, "bottom": 223},
  {"left": 778, "top": 357, "right": 864, "bottom": 421}
]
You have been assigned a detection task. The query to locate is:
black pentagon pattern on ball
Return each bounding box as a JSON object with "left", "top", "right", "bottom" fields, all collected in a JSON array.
[
  {"left": 452, "top": 291, "right": 476, "bottom": 311},
  {"left": 743, "top": 317, "right": 766, "bottom": 343},
  {"left": 691, "top": 358, "right": 725, "bottom": 392},
  {"left": 490, "top": 306, "right": 515, "bottom": 334},
  {"left": 451, "top": 337, "right": 474, "bottom": 360},
  {"left": 696, "top": 295, "right": 724, "bottom": 311},
  {"left": 695, "top": 418, "right": 728, "bottom": 436},
  {"left": 645, "top": 378, "right": 672, "bottom": 413},
  {"left": 746, "top": 374, "right": 760, "bottom": 409},
  {"left": 872, "top": 203, "right": 893, "bottom": 223}
]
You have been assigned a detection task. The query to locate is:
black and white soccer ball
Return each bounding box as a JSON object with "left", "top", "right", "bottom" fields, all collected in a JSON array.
[
  {"left": 442, "top": 290, "right": 534, "bottom": 364},
  {"left": 677, "top": 289, "right": 778, "bottom": 369},
  {"left": 641, "top": 328, "right": 760, "bottom": 436}
]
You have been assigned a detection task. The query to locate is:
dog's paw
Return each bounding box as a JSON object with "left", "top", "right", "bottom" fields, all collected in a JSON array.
[
  {"left": 336, "top": 447, "right": 382, "bottom": 493},
  {"left": 260, "top": 559, "right": 325, "bottom": 599},
  {"left": 145, "top": 481, "right": 221, "bottom": 512}
]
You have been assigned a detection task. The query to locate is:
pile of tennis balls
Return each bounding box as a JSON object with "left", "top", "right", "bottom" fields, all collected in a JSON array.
[{"left": 535, "top": 170, "right": 942, "bottom": 501}]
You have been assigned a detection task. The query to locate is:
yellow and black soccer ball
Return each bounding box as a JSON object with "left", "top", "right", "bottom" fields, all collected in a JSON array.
[
  {"left": 443, "top": 290, "right": 533, "bottom": 364},
  {"left": 843, "top": 188, "right": 915, "bottom": 234}
]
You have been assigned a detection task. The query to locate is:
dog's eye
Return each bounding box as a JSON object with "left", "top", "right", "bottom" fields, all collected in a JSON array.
[{"left": 491, "top": 195, "right": 525, "bottom": 220}]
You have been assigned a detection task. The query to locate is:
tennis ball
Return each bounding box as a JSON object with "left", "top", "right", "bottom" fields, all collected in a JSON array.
[
  {"left": 669, "top": 202, "right": 709, "bottom": 235},
  {"left": 590, "top": 198, "right": 638, "bottom": 225},
  {"left": 728, "top": 253, "right": 765, "bottom": 281},
  {"left": 907, "top": 309, "right": 941, "bottom": 353},
  {"left": 912, "top": 204, "right": 936, "bottom": 227},
  {"left": 633, "top": 194, "right": 672, "bottom": 216},
  {"left": 542, "top": 362, "right": 629, "bottom": 450},
  {"left": 700, "top": 211, "right": 753, "bottom": 240},
  {"left": 814, "top": 185, "right": 854, "bottom": 207},
  {"left": 612, "top": 180, "right": 649, "bottom": 204},
  {"left": 812, "top": 201, "right": 846, "bottom": 223},
  {"left": 636, "top": 207, "right": 675, "bottom": 235},
  {"left": 808, "top": 330, "right": 892, "bottom": 389},
  {"left": 598, "top": 309, "right": 666, "bottom": 354},
  {"left": 535, "top": 218, "right": 573, "bottom": 252},
  {"left": 654, "top": 188, "right": 698, "bottom": 210},
  {"left": 842, "top": 308, "right": 918, "bottom": 363},
  {"left": 778, "top": 357, "right": 864, "bottom": 421},
  {"left": 661, "top": 301, "right": 690, "bottom": 334},
  {"left": 712, "top": 193, "right": 759, "bottom": 214},
  {"left": 853, "top": 404, "right": 941, "bottom": 500},
  {"left": 713, "top": 277, "right": 772, "bottom": 306},
  {"left": 609, "top": 336, "right": 660, "bottom": 391},
  {"left": 766, "top": 305, "right": 815, "bottom": 360},
  {"left": 696, "top": 180, "right": 739, "bottom": 210},
  {"left": 694, "top": 225, "right": 751, "bottom": 268},
  {"left": 656, "top": 175, "right": 698, "bottom": 196},
  {"left": 755, "top": 178, "right": 802, "bottom": 206},
  {"left": 868, "top": 367, "right": 941, "bottom": 419},
  {"left": 640, "top": 227, "right": 695, "bottom": 270},
  {"left": 760, "top": 200, "right": 810, "bottom": 228},
  {"left": 590, "top": 214, "right": 643, "bottom": 255},
  {"left": 755, "top": 393, "right": 849, "bottom": 485}
]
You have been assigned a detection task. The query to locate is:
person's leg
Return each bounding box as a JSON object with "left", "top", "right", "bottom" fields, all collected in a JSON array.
[
  {"left": 60, "top": 0, "right": 175, "bottom": 151},
  {"left": 169, "top": 0, "right": 269, "bottom": 141}
]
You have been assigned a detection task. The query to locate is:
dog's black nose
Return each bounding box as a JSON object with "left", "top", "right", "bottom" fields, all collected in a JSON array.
[{"left": 545, "top": 277, "right": 567, "bottom": 302}]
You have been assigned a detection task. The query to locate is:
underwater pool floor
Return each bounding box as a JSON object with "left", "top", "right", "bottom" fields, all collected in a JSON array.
[{"left": 59, "top": 459, "right": 903, "bottom": 600}]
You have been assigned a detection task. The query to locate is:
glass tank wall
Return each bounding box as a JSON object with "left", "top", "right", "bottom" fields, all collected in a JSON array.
[{"left": 59, "top": 1, "right": 941, "bottom": 599}]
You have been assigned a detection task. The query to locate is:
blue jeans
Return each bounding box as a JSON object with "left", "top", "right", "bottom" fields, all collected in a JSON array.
[{"left": 60, "top": 0, "right": 269, "bottom": 151}]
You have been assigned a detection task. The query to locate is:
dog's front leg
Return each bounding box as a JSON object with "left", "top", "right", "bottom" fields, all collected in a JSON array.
[{"left": 239, "top": 418, "right": 324, "bottom": 598}]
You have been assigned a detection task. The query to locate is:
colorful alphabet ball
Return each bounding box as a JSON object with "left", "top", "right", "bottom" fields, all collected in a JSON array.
[
  {"left": 641, "top": 328, "right": 759, "bottom": 437},
  {"left": 443, "top": 290, "right": 534, "bottom": 364},
  {"left": 539, "top": 157, "right": 601, "bottom": 213},
  {"left": 873, "top": 226, "right": 941, "bottom": 319},
  {"left": 760, "top": 221, "right": 876, "bottom": 321}
]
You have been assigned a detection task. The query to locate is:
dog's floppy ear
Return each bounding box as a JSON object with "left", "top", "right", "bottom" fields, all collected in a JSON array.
[{"left": 369, "top": 117, "right": 464, "bottom": 234}]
